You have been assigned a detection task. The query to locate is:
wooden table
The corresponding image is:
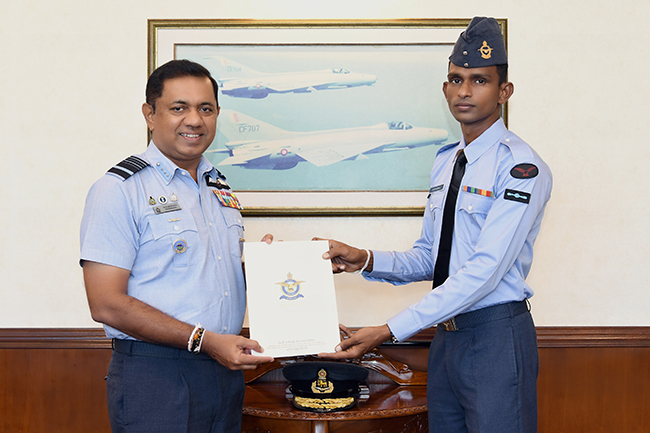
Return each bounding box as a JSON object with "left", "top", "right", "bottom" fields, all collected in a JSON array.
[{"left": 242, "top": 382, "right": 428, "bottom": 433}]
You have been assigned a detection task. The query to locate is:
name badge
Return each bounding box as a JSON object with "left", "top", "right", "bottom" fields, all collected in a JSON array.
[
  {"left": 427, "top": 184, "right": 444, "bottom": 198},
  {"left": 153, "top": 202, "right": 182, "bottom": 215}
]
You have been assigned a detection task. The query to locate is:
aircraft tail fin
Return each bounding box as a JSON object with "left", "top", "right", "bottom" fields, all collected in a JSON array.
[
  {"left": 201, "top": 56, "right": 263, "bottom": 80},
  {"left": 218, "top": 110, "right": 291, "bottom": 146}
]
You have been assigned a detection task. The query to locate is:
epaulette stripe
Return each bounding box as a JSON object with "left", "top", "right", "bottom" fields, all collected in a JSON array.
[
  {"left": 108, "top": 166, "right": 134, "bottom": 178},
  {"left": 107, "top": 155, "right": 149, "bottom": 181},
  {"left": 124, "top": 156, "right": 149, "bottom": 170},
  {"left": 118, "top": 159, "right": 146, "bottom": 174}
]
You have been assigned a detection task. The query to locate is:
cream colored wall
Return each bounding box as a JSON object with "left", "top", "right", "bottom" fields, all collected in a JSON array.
[{"left": 1, "top": 1, "right": 648, "bottom": 327}]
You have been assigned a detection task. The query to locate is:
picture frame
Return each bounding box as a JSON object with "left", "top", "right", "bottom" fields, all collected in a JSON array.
[{"left": 148, "top": 19, "right": 508, "bottom": 216}]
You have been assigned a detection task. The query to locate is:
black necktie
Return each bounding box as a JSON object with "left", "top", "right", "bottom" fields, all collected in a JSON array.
[{"left": 433, "top": 149, "right": 467, "bottom": 288}]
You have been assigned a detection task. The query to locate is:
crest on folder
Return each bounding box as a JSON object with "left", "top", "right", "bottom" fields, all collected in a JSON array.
[{"left": 276, "top": 273, "right": 305, "bottom": 301}]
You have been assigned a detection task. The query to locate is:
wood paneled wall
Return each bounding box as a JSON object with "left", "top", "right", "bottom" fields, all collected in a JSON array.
[{"left": 1, "top": 327, "right": 648, "bottom": 433}]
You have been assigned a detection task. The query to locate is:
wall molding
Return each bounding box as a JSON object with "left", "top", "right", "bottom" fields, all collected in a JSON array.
[
  {"left": 1, "top": 327, "right": 649, "bottom": 349},
  {"left": 0, "top": 328, "right": 110, "bottom": 349}
]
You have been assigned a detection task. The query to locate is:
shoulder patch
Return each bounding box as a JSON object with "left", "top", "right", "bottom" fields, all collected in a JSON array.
[
  {"left": 107, "top": 156, "right": 149, "bottom": 181},
  {"left": 510, "top": 163, "right": 538, "bottom": 179}
]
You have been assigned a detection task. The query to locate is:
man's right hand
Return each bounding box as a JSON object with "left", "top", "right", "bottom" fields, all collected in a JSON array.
[
  {"left": 312, "top": 238, "right": 373, "bottom": 274},
  {"left": 83, "top": 261, "right": 274, "bottom": 370},
  {"left": 201, "top": 332, "right": 274, "bottom": 370}
]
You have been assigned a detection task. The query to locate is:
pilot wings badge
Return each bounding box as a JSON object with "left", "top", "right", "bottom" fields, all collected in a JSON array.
[{"left": 277, "top": 273, "right": 305, "bottom": 301}]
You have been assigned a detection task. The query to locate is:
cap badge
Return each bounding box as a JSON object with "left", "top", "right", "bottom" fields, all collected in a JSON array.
[
  {"left": 311, "top": 369, "right": 334, "bottom": 394},
  {"left": 479, "top": 40, "right": 493, "bottom": 59}
]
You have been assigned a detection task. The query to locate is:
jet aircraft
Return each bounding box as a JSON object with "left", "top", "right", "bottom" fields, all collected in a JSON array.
[
  {"left": 209, "top": 110, "right": 449, "bottom": 170},
  {"left": 201, "top": 56, "right": 377, "bottom": 99}
]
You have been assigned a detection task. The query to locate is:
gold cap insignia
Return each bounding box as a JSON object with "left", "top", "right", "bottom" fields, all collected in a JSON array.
[
  {"left": 479, "top": 40, "right": 493, "bottom": 59},
  {"left": 311, "top": 369, "right": 334, "bottom": 394}
]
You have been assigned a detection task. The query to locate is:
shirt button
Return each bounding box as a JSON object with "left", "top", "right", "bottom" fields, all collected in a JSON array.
[
  {"left": 218, "top": 256, "right": 222, "bottom": 261},
  {"left": 174, "top": 225, "right": 179, "bottom": 231},
  {"left": 506, "top": 138, "right": 510, "bottom": 142},
  {"left": 223, "top": 326, "right": 228, "bottom": 331},
  {"left": 209, "top": 222, "right": 213, "bottom": 227},
  {"left": 468, "top": 205, "right": 473, "bottom": 211},
  {"left": 224, "top": 291, "right": 229, "bottom": 297},
  {"left": 463, "top": 51, "right": 468, "bottom": 55},
  {"left": 430, "top": 203, "right": 434, "bottom": 211}
]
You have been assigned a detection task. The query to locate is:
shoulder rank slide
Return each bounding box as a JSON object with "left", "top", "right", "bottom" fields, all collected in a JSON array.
[{"left": 107, "top": 156, "right": 149, "bottom": 181}]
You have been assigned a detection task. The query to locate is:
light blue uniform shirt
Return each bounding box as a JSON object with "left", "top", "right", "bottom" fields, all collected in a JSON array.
[
  {"left": 367, "top": 119, "right": 553, "bottom": 341},
  {"left": 80, "top": 143, "right": 246, "bottom": 340}
]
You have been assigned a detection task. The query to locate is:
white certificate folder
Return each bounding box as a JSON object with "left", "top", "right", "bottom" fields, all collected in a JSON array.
[{"left": 245, "top": 240, "right": 340, "bottom": 358}]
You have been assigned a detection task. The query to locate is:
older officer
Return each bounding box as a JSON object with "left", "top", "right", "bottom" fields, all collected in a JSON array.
[
  {"left": 319, "top": 17, "right": 552, "bottom": 433},
  {"left": 80, "top": 59, "right": 273, "bottom": 433}
]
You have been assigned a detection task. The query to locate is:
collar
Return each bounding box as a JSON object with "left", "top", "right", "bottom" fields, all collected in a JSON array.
[
  {"left": 144, "top": 141, "right": 215, "bottom": 185},
  {"left": 462, "top": 118, "right": 508, "bottom": 164}
]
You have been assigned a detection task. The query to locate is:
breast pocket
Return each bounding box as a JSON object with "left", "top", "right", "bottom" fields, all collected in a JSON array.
[
  {"left": 145, "top": 211, "right": 200, "bottom": 268},
  {"left": 222, "top": 210, "right": 244, "bottom": 259},
  {"left": 427, "top": 191, "right": 445, "bottom": 222},
  {"left": 457, "top": 192, "right": 494, "bottom": 245}
]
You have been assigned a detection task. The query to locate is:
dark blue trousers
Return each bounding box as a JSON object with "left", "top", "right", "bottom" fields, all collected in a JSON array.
[
  {"left": 427, "top": 303, "right": 539, "bottom": 433},
  {"left": 106, "top": 340, "right": 244, "bottom": 433}
]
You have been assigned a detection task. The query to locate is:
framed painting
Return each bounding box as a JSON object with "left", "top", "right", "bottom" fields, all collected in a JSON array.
[{"left": 148, "top": 19, "right": 507, "bottom": 216}]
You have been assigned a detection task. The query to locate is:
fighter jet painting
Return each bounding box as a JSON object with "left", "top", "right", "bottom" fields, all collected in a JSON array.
[
  {"left": 202, "top": 56, "right": 377, "bottom": 99},
  {"left": 209, "top": 110, "right": 448, "bottom": 170}
]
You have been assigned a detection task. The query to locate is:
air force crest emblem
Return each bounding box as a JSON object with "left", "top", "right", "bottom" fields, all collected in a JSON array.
[
  {"left": 277, "top": 273, "right": 305, "bottom": 301},
  {"left": 479, "top": 40, "right": 493, "bottom": 59}
]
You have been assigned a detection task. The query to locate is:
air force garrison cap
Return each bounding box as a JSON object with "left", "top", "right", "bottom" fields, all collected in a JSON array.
[{"left": 449, "top": 17, "right": 507, "bottom": 68}]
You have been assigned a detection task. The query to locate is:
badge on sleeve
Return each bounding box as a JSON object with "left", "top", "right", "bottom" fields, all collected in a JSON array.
[
  {"left": 504, "top": 189, "right": 531, "bottom": 204},
  {"left": 510, "top": 163, "right": 539, "bottom": 179},
  {"left": 213, "top": 190, "right": 243, "bottom": 210}
]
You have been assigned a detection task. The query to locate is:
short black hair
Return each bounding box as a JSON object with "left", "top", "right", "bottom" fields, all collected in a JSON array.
[
  {"left": 145, "top": 59, "right": 219, "bottom": 112},
  {"left": 496, "top": 64, "right": 508, "bottom": 85}
]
